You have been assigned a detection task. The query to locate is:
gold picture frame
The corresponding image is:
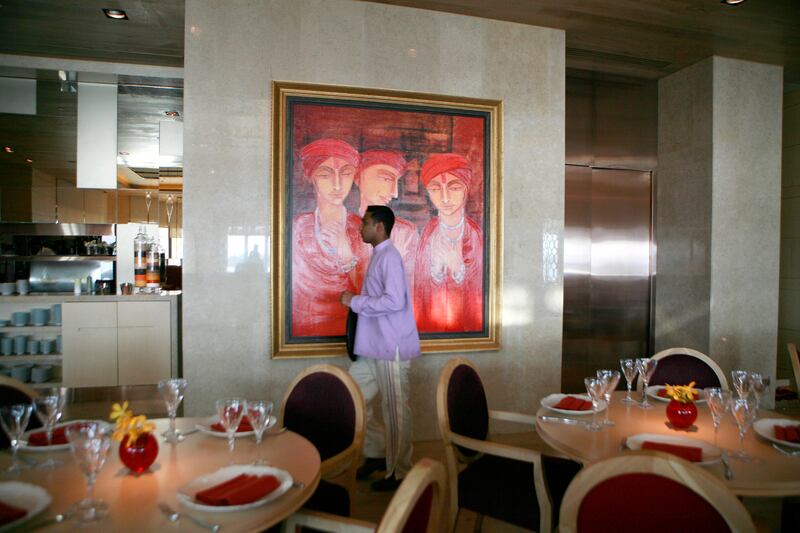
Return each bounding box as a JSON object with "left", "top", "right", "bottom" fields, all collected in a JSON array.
[{"left": 271, "top": 81, "right": 502, "bottom": 358}]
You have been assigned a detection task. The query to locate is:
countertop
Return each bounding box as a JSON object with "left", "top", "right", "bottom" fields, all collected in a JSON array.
[{"left": 0, "top": 291, "right": 181, "bottom": 303}]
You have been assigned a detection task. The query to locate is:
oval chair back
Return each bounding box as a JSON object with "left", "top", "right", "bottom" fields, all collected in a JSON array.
[
  {"left": 279, "top": 364, "right": 365, "bottom": 516},
  {"left": 638, "top": 347, "right": 728, "bottom": 391},
  {"left": 559, "top": 450, "right": 755, "bottom": 533},
  {"left": 376, "top": 458, "right": 447, "bottom": 533}
]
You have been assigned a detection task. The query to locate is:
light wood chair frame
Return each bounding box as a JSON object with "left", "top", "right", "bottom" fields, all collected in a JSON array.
[
  {"left": 0, "top": 375, "right": 39, "bottom": 402},
  {"left": 789, "top": 343, "right": 800, "bottom": 394},
  {"left": 283, "top": 457, "right": 447, "bottom": 533},
  {"left": 278, "top": 363, "right": 365, "bottom": 515},
  {"left": 437, "top": 357, "right": 556, "bottom": 533},
  {"left": 636, "top": 347, "right": 729, "bottom": 391},
  {"left": 558, "top": 450, "right": 755, "bottom": 533}
]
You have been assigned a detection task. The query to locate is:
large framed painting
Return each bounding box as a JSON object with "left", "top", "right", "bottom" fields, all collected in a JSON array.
[{"left": 271, "top": 81, "right": 502, "bottom": 358}]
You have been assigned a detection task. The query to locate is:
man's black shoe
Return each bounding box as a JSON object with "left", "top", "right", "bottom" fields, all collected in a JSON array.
[
  {"left": 356, "top": 457, "right": 386, "bottom": 480},
  {"left": 370, "top": 474, "right": 401, "bottom": 492}
]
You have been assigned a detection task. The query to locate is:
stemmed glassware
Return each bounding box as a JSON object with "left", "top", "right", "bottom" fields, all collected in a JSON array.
[
  {"left": 66, "top": 422, "right": 112, "bottom": 524},
  {"left": 158, "top": 378, "right": 188, "bottom": 443},
  {"left": 246, "top": 400, "right": 274, "bottom": 465},
  {"left": 705, "top": 388, "right": 732, "bottom": 447},
  {"left": 730, "top": 396, "right": 758, "bottom": 461},
  {"left": 620, "top": 359, "right": 638, "bottom": 404},
  {"left": 749, "top": 372, "right": 770, "bottom": 412},
  {"left": 730, "top": 370, "right": 752, "bottom": 399},
  {"left": 0, "top": 404, "right": 33, "bottom": 474},
  {"left": 34, "top": 387, "right": 68, "bottom": 468},
  {"left": 596, "top": 370, "right": 621, "bottom": 426},
  {"left": 216, "top": 398, "right": 246, "bottom": 455},
  {"left": 584, "top": 377, "right": 606, "bottom": 432},
  {"left": 635, "top": 358, "right": 658, "bottom": 409}
]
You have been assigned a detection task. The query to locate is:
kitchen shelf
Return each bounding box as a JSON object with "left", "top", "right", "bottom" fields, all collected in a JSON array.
[
  {"left": 0, "top": 326, "right": 61, "bottom": 333},
  {"left": 0, "top": 255, "right": 116, "bottom": 261},
  {"left": 0, "top": 354, "right": 62, "bottom": 363},
  {"left": 29, "top": 381, "right": 63, "bottom": 389}
]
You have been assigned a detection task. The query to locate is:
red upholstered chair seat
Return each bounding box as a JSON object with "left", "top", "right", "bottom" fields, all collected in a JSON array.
[{"left": 577, "top": 473, "right": 731, "bottom": 532}]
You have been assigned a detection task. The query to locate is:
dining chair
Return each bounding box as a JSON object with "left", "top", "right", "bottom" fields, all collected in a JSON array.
[
  {"left": 437, "top": 357, "right": 582, "bottom": 532},
  {"left": 283, "top": 457, "right": 446, "bottom": 533},
  {"left": 0, "top": 375, "right": 40, "bottom": 448},
  {"left": 278, "top": 364, "right": 365, "bottom": 518},
  {"left": 558, "top": 450, "right": 756, "bottom": 533},
  {"left": 637, "top": 347, "right": 729, "bottom": 390}
]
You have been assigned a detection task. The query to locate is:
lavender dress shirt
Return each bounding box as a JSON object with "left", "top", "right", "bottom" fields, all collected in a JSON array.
[{"left": 350, "top": 239, "right": 421, "bottom": 361}]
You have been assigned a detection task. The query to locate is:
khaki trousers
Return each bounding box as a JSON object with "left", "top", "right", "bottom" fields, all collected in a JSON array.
[{"left": 349, "top": 350, "right": 413, "bottom": 479}]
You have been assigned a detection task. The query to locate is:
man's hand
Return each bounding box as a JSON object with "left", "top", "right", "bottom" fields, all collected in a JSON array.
[{"left": 340, "top": 290, "right": 354, "bottom": 307}]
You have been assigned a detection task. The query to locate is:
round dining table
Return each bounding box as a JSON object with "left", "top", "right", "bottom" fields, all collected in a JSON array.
[
  {"left": 536, "top": 391, "right": 800, "bottom": 497},
  {"left": 0, "top": 417, "right": 321, "bottom": 531}
]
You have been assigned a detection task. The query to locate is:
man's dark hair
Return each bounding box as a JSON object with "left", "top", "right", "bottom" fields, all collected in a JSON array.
[{"left": 366, "top": 205, "right": 395, "bottom": 236}]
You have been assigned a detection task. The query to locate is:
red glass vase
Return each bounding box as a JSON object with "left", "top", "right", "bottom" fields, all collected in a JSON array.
[
  {"left": 666, "top": 399, "right": 698, "bottom": 429},
  {"left": 119, "top": 432, "right": 158, "bottom": 474}
]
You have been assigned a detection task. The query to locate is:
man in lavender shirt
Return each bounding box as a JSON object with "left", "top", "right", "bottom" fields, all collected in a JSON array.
[{"left": 340, "top": 205, "right": 421, "bottom": 491}]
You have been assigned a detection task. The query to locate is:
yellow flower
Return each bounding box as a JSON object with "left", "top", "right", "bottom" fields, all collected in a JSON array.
[
  {"left": 665, "top": 381, "right": 698, "bottom": 403},
  {"left": 108, "top": 404, "right": 154, "bottom": 447}
]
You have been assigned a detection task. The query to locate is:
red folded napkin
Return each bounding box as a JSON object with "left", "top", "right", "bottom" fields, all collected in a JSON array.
[
  {"left": 553, "top": 396, "right": 593, "bottom": 411},
  {"left": 641, "top": 441, "right": 703, "bottom": 462},
  {"left": 195, "top": 474, "right": 281, "bottom": 506},
  {"left": 656, "top": 388, "right": 700, "bottom": 400},
  {"left": 0, "top": 501, "right": 27, "bottom": 526},
  {"left": 774, "top": 425, "right": 800, "bottom": 443},
  {"left": 210, "top": 416, "right": 253, "bottom": 433},
  {"left": 27, "top": 422, "right": 89, "bottom": 446}
]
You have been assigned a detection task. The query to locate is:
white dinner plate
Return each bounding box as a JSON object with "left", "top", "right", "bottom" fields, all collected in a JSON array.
[
  {"left": 0, "top": 481, "right": 51, "bottom": 532},
  {"left": 195, "top": 415, "right": 276, "bottom": 438},
  {"left": 19, "top": 420, "right": 110, "bottom": 452},
  {"left": 646, "top": 385, "right": 706, "bottom": 404},
  {"left": 753, "top": 418, "right": 800, "bottom": 450},
  {"left": 625, "top": 433, "right": 721, "bottom": 465},
  {"left": 178, "top": 464, "right": 293, "bottom": 512},
  {"left": 540, "top": 393, "right": 604, "bottom": 416}
]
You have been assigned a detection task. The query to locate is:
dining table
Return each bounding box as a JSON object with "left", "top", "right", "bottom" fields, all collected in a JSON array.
[
  {"left": 536, "top": 391, "right": 800, "bottom": 497},
  {"left": 0, "top": 417, "right": 321, "bottom": 531}
]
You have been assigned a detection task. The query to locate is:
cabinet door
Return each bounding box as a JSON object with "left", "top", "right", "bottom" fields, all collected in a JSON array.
[
  {"left": 117, "top": 301, "right": 171, "bottom": 386},
  {"left": 62, "top": 302, "right": 118, "bottom": 387}
]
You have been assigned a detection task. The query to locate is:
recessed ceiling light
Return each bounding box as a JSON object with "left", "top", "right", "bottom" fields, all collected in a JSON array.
[
  {"left": 3, "top": 146, "right": 12, "bottom": 153},
  {"left": 164, "top": 110, "right": 180, "bottom": 117},
  {"left": 102, "top": 8, "right": 128, "bottom": 20},
  {"left": 25, "top": 158, "right": 32, "bottom": 163},
  {"left": 720, "top": 0, "right": 747, "bottom": 5}
]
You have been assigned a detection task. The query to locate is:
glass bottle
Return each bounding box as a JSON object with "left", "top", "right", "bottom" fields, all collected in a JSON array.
[
  {"left": 146, "top": 239, "right": 161, "bottom": 294},
  {"left": 133, "top": 227, "right": 148, "bottom": 293}
]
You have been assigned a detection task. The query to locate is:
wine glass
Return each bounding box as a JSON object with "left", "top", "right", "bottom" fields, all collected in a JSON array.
[
  {"left": 705, "top": 388, "right": 732, "bottom": 447},
  {"left": 584, "top": 377, "right": 606, "bottom": 431},
  {"left": 216, "top": 398, "right": 246, "bottom": 454},
  {"left": 34, "top": 387, "right": 68, "bottom": 468},
  {"left": 730, "top": 370, "right": 752, "bottom": 399},
  {"left": 620, "top": 358, "right": 638, "bottom": 404},
  {"left": 246, "top": 400, "right": 274, "bottom": 464},
  {"left": 635, "top": 358, "right": 658, "bottom": 409},
  {"left": 0, "top": 404, "right": 33, "bottom": 474},
  {"left": 596, "top": 370, "right": 621, "bottom": 426},
  {"left": 66, "top": 422, "right": 112, "bottom": 523},
  {"left": 730, "top": 396, "right": 758, "bottom": 461},
  {"left": 158, "top": 378, "right": 188, "bottom": 443},
  {"left": 749, "top": 372, "right": 770, "bottom": 411}
]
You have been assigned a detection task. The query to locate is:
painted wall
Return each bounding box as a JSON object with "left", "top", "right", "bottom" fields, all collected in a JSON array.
[
  {"left": 182, "top": 0, "right": 565, "bottom": 439},
  {"left": 656, "top": 57, "right": 782, "bottom": 403}
]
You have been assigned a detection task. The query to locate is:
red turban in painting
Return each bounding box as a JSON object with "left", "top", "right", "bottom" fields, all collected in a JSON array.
[
  {"left": 357, "top": 150, "right": 406, "bottom": 183},
  {"left": 299, "top": 138, "right": 360, "bottom": 179},
  {"left": 420, "top": 153, "right": 472, "bottom": 189}
]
